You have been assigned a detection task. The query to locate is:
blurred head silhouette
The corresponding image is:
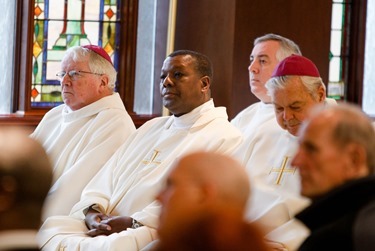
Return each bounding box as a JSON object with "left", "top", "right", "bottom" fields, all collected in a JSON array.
[
  {"left": 0, "top": 128, "right": 52, "bottom": 230},
  {"left": 155, "top": 151, "right": 270, "bottom": 251}
]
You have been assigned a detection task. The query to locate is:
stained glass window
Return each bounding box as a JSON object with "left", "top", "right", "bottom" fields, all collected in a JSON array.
[
  {"left": 328, "top": 0, "right": 349, "bottom": 100},
  {"left": 32, "top": 0, "right": 120, "bottom": 108}
]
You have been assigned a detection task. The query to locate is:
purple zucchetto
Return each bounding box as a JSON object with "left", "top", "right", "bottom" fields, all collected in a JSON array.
[
  {"left": 271, "top": 54, "right": 320, "bottom": 78},
  {"left": 82, "top": 45, "right": 113, "bottom": 66}
]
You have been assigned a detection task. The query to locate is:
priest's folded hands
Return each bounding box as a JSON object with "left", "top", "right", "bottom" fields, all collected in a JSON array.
[{"left": 85, "top": 210, "right": 132, "bottom": 237}]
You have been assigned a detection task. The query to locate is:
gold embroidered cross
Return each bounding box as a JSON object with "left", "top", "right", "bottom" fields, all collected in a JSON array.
[
  {"left": 269, "top": 156, "right": 296, "bottom": 185},
  {"left": 141, "top": 150, "right": 161, "bottom": 165}
]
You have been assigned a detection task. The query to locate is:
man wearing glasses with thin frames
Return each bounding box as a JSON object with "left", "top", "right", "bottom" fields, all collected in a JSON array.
[{"left": 31, "top": 45, "right": 136, "bottom": 221}]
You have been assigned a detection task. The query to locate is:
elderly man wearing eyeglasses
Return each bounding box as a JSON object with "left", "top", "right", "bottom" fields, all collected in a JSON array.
[{"left": 31, "top": 45, "right": 136, "bottom": 221}]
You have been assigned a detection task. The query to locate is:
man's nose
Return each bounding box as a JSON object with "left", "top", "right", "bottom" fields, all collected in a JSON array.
[
  {"left": 162, "top": 75, "right": 173, "bottom": 87},
  {"left": 248, "top": 61, "right": 258, "bottom": 73},
  {"left": 283, "top": 109, "right": 293, "bottom": 120},
  {"left": 60, "top": 74, "right": 71, "bottom": 86}
]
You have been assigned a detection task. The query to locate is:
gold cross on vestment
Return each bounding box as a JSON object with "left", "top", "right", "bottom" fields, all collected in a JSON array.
[
  {"left": 141, "top": 150, "right": 161, "bottom": 165},
  {"left": 269, "top": 156, "right": 296, "bottom": 185}
]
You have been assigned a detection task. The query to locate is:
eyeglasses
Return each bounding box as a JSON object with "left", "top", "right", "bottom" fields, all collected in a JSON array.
[{"left": 56, "top": 70, "right": 103, "bottom": 81}]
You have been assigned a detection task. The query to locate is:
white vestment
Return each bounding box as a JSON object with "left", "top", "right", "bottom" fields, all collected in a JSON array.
[
  {"left": 233, "top": 98, "right": 337, "bottom": 251},
  {"left": 232, "top": 102, "right": 309, "bottom": 224},
  {"left": 38, "top": 99, "right": 243, "bottom": 251},
  {"left": 31, "top": 93, "right": 136, "bottom": 220},
  {"left": 232, "top": 118, "right": 310, "bottom": 250},
  {"left": 231, "top": 101, "right": 274, "bottom": 136}
]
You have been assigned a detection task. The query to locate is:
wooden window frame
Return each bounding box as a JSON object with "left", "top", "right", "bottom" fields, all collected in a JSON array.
[
  {"left": 345, "top": 0, "right": 367, "bottom": 105},
  {"left": 0, "top": 0, "right": 156, "bottom": 128}
]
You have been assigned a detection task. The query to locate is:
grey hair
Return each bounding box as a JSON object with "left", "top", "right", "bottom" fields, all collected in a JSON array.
[
  {"left": 265, "top": 75, "right": 326, "bottom": 100},
  {"left": 254, "top": 33, "right": 302, "bottom": 61},
  {"left": 328, "top": 104, "right": 375, "bottom": 174},
  {"left": 63, "top": 46, "right": 117, "bottom": 91}
]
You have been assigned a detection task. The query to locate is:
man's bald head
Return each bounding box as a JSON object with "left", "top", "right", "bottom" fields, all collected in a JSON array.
[
  {"left": 175, "top": 151, "right": 250, "bottom": 208},
  {"left": 156, "top": 151, "right": 250, "bottom": 239}
]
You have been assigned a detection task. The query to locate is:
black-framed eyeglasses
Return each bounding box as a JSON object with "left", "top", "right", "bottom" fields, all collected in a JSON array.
[{"left": 56, "top": 70, "right": 103, "bottom": 81}]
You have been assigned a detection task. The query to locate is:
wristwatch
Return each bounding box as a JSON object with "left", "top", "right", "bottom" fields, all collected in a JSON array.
[{"left": 131, "top": 218, "right": 144, "bottom": 229}]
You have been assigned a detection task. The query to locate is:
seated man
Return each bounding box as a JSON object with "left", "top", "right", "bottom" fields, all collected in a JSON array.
[
  {"left": 235, "top": 54, "right": 337, "bottom": 250},
  {"left": 231, "top": 33, "right": 301, "bottom": 136},
  {"left": 31, "top": 45, "right": 136, "bottom": 219},
  {"left": 38, "top": 50, "right": 243, "bottom": 250},
  {"left": 292, "top": 104, "right": 375, "bottom": 250},
  {"left": 0, "top": 128, "right": 52, "bottom": 250},
  {"left": 154, "top": 151, "right": 270, "bottom": 251}
]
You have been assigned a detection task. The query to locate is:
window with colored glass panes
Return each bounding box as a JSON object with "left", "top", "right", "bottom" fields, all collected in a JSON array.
[{"left": 32, "top": 0, "right": 119, "bottom": 108}]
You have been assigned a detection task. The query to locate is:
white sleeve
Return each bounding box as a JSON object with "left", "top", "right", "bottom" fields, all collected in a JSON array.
[
  {"left": 265, "top": 218, "right": 310, "bottom": 251},
  {"left": 38, "top": 216, "right": 157, "bottom": 251}
]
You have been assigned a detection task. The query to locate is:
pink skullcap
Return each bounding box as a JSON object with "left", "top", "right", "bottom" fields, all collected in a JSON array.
[
  {"left": 271, "top": 54, "right": 320, "bottom": 78},
  {"left": 82, "top": 45, "right": 113, "bottom": 66}
]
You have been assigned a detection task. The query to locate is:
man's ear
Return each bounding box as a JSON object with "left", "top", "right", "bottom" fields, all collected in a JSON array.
[
  {"left": 345, "top": 143, "right": 369, "bottom": 177},
  {"left": 200, "top": 76, "right": 210, "bottom": 93},
  {"left": 100, "top": 74, "right": 109, "bottom": 88},
  {"left": 198, "top": 183, "right": 217, "bottom": 206},
  {"left": 318, "top": 84, "right": 326, "bottom": 102},
  {"left": 0, "top": 176, "right": 17, "bottom": 212}
]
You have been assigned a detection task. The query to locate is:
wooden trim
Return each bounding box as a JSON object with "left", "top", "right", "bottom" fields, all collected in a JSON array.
[
  {"left": 17, "top": 0, "right": 34, "bottom": 113},
  {"left": 117, "top": 0, "right": 139, "bottom": 114},
  {"left": 346, "top": 0, "right": 367, "bottom": 105},
  {"left": 0, "top": 114, "right": 43, "bottom": 127},
  {"left": 0, "top": 114, "right": 158, "bottom": 129},
  {"left": 131, "top": 114, "right": 159, "bottom": 128},
  {"left": 12, "top": 1, "right": 22, "bottom": 112},
  {"left": 13, "top": 0, "right": 34, "bottom": 113}
]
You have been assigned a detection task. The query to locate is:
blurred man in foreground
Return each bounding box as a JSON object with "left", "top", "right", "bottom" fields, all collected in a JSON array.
[
  {"left": 155, "top": 151, "right": 270, "bottom": 251},
  {"left": 292, "top": 104, "right": 375, "bottom": 250},
  {"left": 0, "top": 129, "right": 52, "bottom": 250}
]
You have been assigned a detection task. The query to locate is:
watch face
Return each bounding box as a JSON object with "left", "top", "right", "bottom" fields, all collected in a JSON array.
[{"left": 132, "top": 219, "right": 144, "bottom": 229}]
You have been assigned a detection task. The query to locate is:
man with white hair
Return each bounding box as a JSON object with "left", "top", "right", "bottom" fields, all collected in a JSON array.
[
  {"left": 31, "top": 45, "right": 136, "bottom": 220},
  {"left": 236, "top": 54, "right": 336, "bottom": 250}
]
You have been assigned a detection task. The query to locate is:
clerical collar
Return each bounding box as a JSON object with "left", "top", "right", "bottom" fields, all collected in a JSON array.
[{"left": 171, "top": 99, "right": 214, "bottom": 129}]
